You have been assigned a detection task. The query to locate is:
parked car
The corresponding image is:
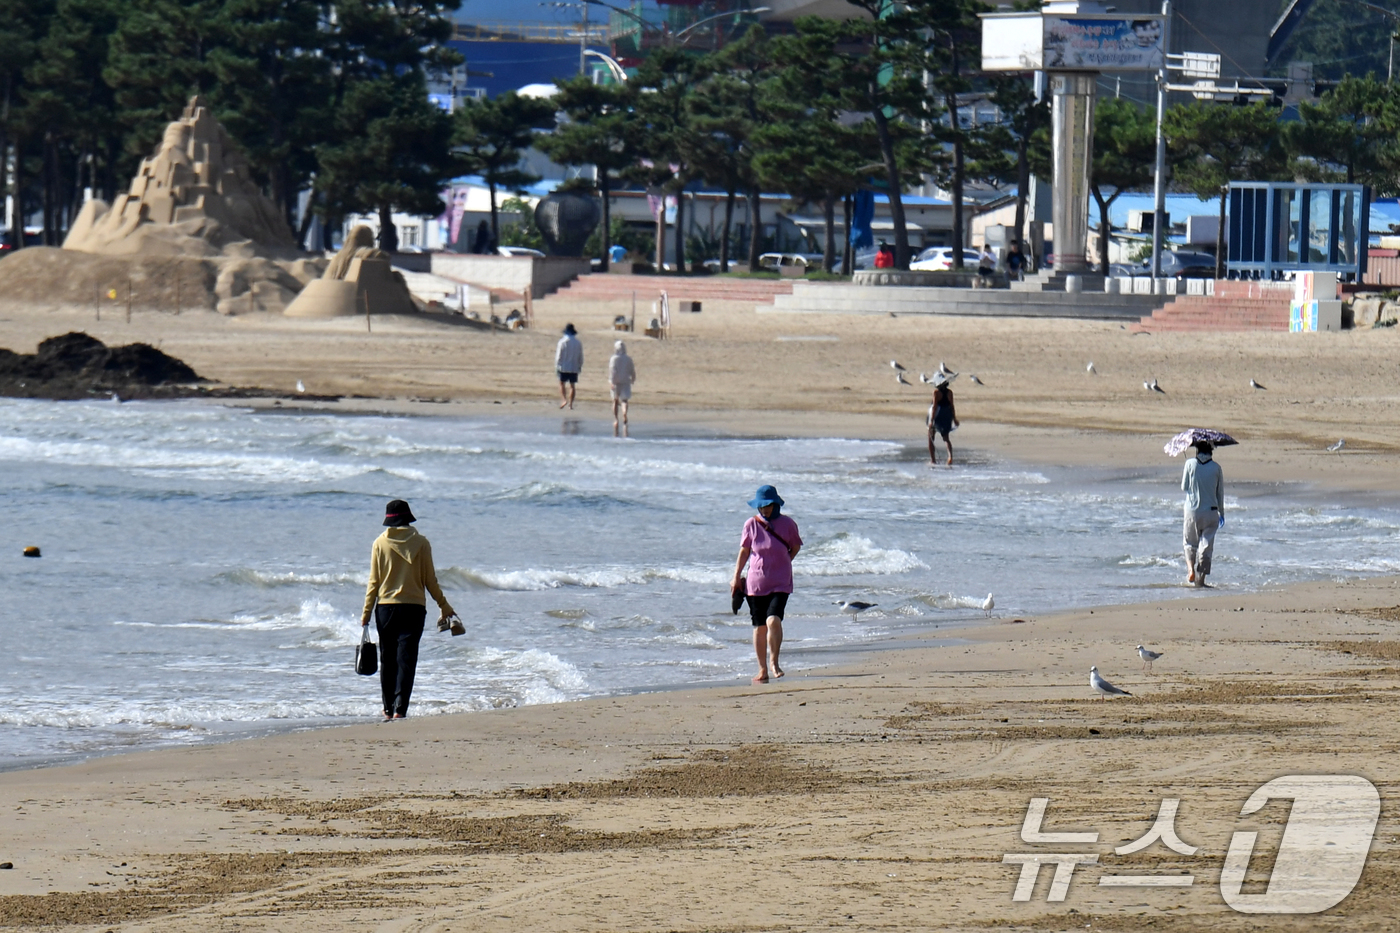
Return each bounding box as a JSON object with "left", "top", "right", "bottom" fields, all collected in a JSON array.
[
  {"left": 910, "top": 246, "right": 982, "bottom": 271},
  {"left": 498, "top": 245, "right": 546, "bottom": 258},
  {"left": 1115, "top": 251, "right": 1217, "bottom": 278}
]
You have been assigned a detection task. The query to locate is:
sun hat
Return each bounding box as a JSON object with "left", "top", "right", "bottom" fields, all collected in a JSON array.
[
  {"left": 932, "top": 372, "right": 948, "bottom": 387},
  {"left": 748, "top": 485, "right": 785, "bottom": 509},
  {"left": 563, "top": 323, "right": 577, "bottom": 335},
  {"left": 383, "top": 499, "right": 417, "bottom": 526}
]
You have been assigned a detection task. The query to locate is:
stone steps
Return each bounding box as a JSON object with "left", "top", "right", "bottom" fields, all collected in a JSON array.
[
  {"left": 1134, "top": 290, "right": 1293, "bottom": 332},
  {"left": 764, "top": 281, "right": 1167, "bottom": 320}
]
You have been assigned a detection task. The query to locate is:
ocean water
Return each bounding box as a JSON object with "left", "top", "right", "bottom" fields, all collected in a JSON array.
[{"left": 3, "top": 398, "right": 1399, "bottom": 769}]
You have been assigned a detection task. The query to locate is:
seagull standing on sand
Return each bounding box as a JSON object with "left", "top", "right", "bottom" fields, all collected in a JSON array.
[
  {"left": 837, "top": 600, "right": 877, "bottom": 621},
  {"left": 1144, "top": 378, "right": 1165, "bottom": 394},
  {"left": 1090, "top": 666, "right": 1132, "bottom": 699},
  {"left": 1136, "top": 645, "right": 1163, "bottom": 672},
  {"left": 981, "top": 593, "right": 995, "bottom": 616},
  {"left": 1250, "top": 379, "right": 1266, "bottom": 390},
  {"left": 939, "top": 361, "right": 958, "bottom": 377},
  {"left": 919, "top": 372, "right": 932, "bottom": 384},
  {"left": 1327, "top": 438, "right": 1345, "bottom": 452},
  {"left": 296, "top": 379, "right": 306, "bottom": 393},
  {"left": 968, "top": 374, "right": 984, "bottom": 386},
  {"left": 1086, "top": 362, "right": 1096, "bottom": 375},
  {"left": 890, "top": 360, "right": 906, "bottom": 372},
  {"left": 896, "top": 372, "right": 910, "bottom": 386}
]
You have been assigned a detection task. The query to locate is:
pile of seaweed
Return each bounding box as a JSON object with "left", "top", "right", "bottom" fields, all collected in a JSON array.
[{"left": 0, "top": 332, "right": 204, "bottom": 400}]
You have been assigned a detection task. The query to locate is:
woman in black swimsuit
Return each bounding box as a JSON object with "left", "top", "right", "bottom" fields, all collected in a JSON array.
[{"left": 927, "top": 373, "right": 959, "bottom": 466}]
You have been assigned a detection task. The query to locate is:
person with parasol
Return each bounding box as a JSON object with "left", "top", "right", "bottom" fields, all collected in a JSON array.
[{"left": 1166, "top": 428, "right": 1234, "bottom": 587}]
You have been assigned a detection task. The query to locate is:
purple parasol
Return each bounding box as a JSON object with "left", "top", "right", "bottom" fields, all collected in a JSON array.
[{"left": 1165, "top": 428, "right": 1238, "bottom": 457}]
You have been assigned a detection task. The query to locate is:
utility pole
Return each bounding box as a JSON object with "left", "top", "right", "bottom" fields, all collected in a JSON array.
[{"left": 1150, "top": 0, "right": 1170, "bottom": 284}]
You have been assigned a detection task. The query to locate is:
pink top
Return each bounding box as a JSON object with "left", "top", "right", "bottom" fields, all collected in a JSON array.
[{"left": 740, "top": 515, "right": 802, "bottom": 595}]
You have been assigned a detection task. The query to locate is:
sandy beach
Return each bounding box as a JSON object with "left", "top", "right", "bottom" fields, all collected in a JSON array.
[{"left": 3, "top": 292, "right": 1400, "bottom": 930}]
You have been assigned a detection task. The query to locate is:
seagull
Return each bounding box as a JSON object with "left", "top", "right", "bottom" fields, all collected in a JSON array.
[
  {"left": 981, "top": 593, "right": 995, "bottom": 616},
  {"left": 896, "top": 372, "right": 910, "bottom": 386},
  {"left": 1250, "top": 379, "right": 1266, "bottom": 390},
  {"left": 968, "top": 374, "right": 984, "bottom": 386},
  {"left": 939, "top": 361, "right": 958, "bottom": 377},
  {"left": 919, "top": 372, "right": 932, "bottom": 384},
  {"left": 1327, "top": 438, "right": 1345, "bottom": 452},
  {"left": 296, "top": 380, "right": 306, "bottom": 393},
  {"left": 1144, "top": 378, "right": 1165, "bottom": 394},
  {"left": 1136, "top": 644, "right": 1163, "bottom": 672},
  {"left": 837, "top": 600, "right": 877, "bottom": 621},
  {"left": 1090, "top": 666, "right": 1132, "bottom": 699},
  {"left": 890, "top": 360, "right": 906, "bottom": 372},
  {"left": 1086, "top": 361, "right": 1096, "bottom": 374}
]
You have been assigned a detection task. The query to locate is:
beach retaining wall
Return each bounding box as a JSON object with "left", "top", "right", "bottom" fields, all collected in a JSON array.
[{"left": 764, "top": 281, "right": 1168, "bottom": 320}]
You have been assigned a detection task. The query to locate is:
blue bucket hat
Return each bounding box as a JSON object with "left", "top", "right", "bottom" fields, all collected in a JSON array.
[{"left": 748, "top": 485, "right": 784, "bottom": 509}]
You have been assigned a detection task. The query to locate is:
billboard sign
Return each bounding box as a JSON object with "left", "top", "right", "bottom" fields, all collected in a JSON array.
[{"left": 1042, "top": 15, "right": 1166, "bottom": 71}]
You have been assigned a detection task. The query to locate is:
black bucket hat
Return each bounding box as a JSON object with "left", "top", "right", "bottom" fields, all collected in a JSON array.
[{"left": 383, "top": 499, "right": 416, "bottom": 526}]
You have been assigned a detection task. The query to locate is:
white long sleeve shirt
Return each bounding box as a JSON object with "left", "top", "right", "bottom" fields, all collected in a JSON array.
[
  {"left": 555, "top": 334, "right": 583, "bottom": 374},
  {"left": 608, "top": 351, "right": 635, "bottom": 388}
]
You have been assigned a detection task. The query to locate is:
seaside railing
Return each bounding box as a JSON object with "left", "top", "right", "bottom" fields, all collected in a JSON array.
[{"left": 453, "top": 21, "right": 611, "bottom": 43}]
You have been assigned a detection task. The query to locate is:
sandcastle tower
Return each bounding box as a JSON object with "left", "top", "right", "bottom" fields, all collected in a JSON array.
[{"left": 64, "top": 97, "right": 298, "bottom": 259}]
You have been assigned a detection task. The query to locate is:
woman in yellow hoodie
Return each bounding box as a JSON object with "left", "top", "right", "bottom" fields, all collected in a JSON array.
[{"left": 362, "top": 499, "right": 456, "bottom": 720}]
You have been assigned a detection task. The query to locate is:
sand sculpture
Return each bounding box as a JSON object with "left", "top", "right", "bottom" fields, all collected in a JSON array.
[
  {"left": 61, "top": 97, "right": 322, "bottom": 315},
  {"left": 283, "top": 225, "right": 420, "bottom": 318}
]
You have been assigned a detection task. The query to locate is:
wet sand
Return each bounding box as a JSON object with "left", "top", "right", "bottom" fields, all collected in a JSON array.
[{"left": 2, "top": 295, "right": 1400, "bottom": 929}]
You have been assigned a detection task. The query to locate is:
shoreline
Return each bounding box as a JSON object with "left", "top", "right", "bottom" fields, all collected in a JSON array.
[
  {"left": 4, "top": 400, "right": 1399, "bottom": 777},
  {"left": 5, "top": 303, "right": 1400, "bottom": 927},
  {"left": 4, "top": 572, "right": 1400, "bottom": 929}
]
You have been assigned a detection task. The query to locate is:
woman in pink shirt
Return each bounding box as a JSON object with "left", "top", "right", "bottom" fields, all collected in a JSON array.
[{"left": 731, "top": 485, "right": 803, "bottom": 683}]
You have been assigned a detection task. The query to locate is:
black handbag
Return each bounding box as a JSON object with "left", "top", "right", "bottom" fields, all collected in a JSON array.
[{"left": 356, "top": 625, "right": 378, "bottom": 676}]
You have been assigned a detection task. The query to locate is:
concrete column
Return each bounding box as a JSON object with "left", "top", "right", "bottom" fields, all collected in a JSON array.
[{"left": 1050, "top": 71, "right": 1097, "bottom": 272}]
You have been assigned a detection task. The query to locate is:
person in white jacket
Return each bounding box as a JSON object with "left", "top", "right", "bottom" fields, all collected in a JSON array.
[
  {"left": 608, "top": 340, "right": 636, "bottom": 436},
  {"left": 1181, "top": 441, "right": 1225, "bottom": 587},
  {"left": 555, "top": 323, "right": 583, "bottom": 409}
]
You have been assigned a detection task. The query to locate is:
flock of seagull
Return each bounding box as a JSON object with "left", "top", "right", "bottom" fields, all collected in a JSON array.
[
  {"left": 888, "top": 357, "right": 1346, "bottom": 451},
  {"left": 836, "top": 593, "right": 994, "bottom": 623},
  {"left": 1089, "top": 645, "right": 1166, "bottom": 698},
  {"left": 837, "top": 595, "right": 1164, "bottom": 700}
]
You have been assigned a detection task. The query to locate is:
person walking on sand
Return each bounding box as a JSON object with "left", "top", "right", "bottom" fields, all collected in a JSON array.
[
  {"left": 608, "top": 340, "right": 636, "bottom": 437},
  {"left": 927, "top": 372, "right": 959, "bottom": 466},
  {"left": 1181, "top": 440, "right": 1224, "bottom": 587},
  {"left": 731, "top": 485, "right": 803, "bottom": 684},
  {"left": 555, "top": 323, "right": 583, "bottom": 410},
  {"left": 362, "top": 499, "right": 456, "bottom": 720}
]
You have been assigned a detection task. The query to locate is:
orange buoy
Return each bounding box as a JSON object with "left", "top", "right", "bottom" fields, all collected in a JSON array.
[{"left": 23, "top": 546, "right": 40, "bottom": 558}]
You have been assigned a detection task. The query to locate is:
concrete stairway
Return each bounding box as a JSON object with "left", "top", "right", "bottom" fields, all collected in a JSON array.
[
  {"left": 1010, "top": 270, "right": 1106, "bottom": 293},
  {"left": 554, "top": 273, "right": 796, "bottom": 305},
  {"left": 765, "top": 280, "right": 1168, "bottom": 320},
  {"left": 1133, "top": 281, "right": 1293, "bottom": 332}
]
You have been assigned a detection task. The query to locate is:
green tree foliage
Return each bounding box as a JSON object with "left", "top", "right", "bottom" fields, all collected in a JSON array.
[
  {"left": 629, "top": 46, "right": 706, "bottom": 271},
  {"left": 498, "top": 194, "right": 544, "bottom": 250},
  {"left": 318, "top": 70, "right": 455, "bottom": 252},
  {"left": 3, "top": 0, "right": 462, "bottom": 252},
  {"left": 1166, "top": 100, "right": 1292, "bottom": 276},
  {"left": 452, "top": 91, "right": 557, "bottom": 251},
  {"left": 1284, "top": 74, "right": 1399, "bottom": 191},
  {"left": 536, "top": 77, "right": 637, "bottom": 269},
  {"left": 687, "top": 26, "right": 772, "bottom": 272},
  {"left": 1088, "top": 97, "right": 1157, "bottom": 273}
]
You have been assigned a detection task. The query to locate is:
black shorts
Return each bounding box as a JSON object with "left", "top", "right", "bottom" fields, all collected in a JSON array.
[
  {"left": 977, "top": 267, "right": 993, "bottom": 277},
  {"left": 746, "top": 591, "right": 789, "bottom": 626},
  {"left": 558, "top": 371, "right": 578, "bottom": 384}
]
